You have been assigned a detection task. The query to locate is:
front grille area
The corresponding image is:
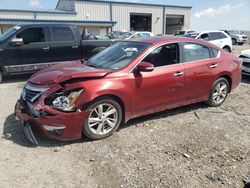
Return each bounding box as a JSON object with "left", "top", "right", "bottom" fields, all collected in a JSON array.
[
  {"left": 243, "top": 62, "right": 250, "bottom": 68},
  {"left": 243, "top": 36, "right": 247, "bottom": 39},
  {"left": 23, "top": 89, "right": 41, "bottom": 103},
  {"left": 22, "top": 84, "right": 48, "bottom": 103}
]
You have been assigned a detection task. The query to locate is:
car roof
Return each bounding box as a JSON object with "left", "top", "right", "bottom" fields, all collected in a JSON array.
[
  {"left": 16, "top": 23, "right": 75, "bottom": 27},
  {"left": 198, "top": 30, "right": 225, "bottom": 34},
  {"left": 132, "top": 31, "right": 152, "bottom": 34},
  {"left": 129, "top": 36, "right": 218, "bottom": 46}
]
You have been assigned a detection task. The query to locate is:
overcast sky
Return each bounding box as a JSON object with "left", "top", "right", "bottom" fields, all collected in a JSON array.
[{"left": 0, "top": 0, "right": 249, "bottom": 31}]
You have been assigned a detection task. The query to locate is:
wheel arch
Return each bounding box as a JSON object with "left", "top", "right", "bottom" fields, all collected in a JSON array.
[
  {"left": 83, "top": 93, "right": 127, "bottom": 123},
  {"left": 216, "top": 74, "right": 232, "bottom": 92},
  {"left": 222, "top": 45, "right": 232, "bottom": 52}
]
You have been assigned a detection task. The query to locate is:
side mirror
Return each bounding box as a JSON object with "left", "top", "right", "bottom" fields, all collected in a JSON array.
[
  {"left": 10, "top": 38, "right": 24, "bottom": 46},
  {"left": 137, "top": 62, "right": 154, "bottom": 72}
]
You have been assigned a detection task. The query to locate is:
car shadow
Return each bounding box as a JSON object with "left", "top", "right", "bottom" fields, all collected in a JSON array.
[
  {"left": 2, "top": 102, "right": 209, "bottom": 148},
  {"left": 242, "top": 75, "right": 250, "bottom": 84},
  {"left": 120, "top": 102, "right": 208, "bottom": 130},
  {"left": 1, "top": 74, "right": 32, "bottom": 84}
]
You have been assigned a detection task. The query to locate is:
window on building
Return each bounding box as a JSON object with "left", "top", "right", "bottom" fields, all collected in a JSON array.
[
  {"left": 16, "top": 27, "right": 45, "bottom": 45},
  {"left": 130, "top": 13, "right": 152, "bottom": 32},
  {"left": 51, "top": 27, "right": 74, "bottom": 42}
]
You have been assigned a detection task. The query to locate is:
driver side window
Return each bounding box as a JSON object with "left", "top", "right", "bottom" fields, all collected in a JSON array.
[
  {"left": 16, "top": 27, "right": 45, "bottom": 45},
  {"left": 199, "top": 33, "right": 209, "bottom": 41},
  {"left": 143, "top": 43, "right": 179, "bottom": 67}
]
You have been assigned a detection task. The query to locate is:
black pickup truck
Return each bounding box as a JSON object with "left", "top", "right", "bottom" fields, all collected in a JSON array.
[{"left": 0, "top": 23, "right": 117, "bottom": 82}]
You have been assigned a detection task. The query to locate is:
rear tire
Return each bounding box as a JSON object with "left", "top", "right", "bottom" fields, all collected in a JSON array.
[
  {"left": 207, "top": 78, "right": 229, "bottom": 107},
  {"left": 83, "top": 98, "right": 122, "bottom": 140},
  {"left": 232, "top": 38, "right": 237, "bottom": 45}
]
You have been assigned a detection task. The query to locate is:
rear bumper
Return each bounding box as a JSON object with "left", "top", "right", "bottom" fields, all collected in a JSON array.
[{"left": 15, "top": 99, "right": 90, "bottom": 145}]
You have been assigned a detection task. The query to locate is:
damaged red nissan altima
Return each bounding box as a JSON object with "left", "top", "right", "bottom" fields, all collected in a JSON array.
[{"left": 15, "top": 37, "right": 241, "bottom": 145}]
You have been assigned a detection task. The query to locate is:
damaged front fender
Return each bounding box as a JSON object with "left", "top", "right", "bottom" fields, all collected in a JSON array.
[{"left": 15, "top": 100, "right": 91, "bottom": 144}]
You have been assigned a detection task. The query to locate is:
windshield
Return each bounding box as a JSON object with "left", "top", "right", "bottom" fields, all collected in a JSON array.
[
  {"left": 228, "top": 30, "right": 242, "bottom": 35},
  {"left": 0, "top": 26, "right": 20, "bottom": 42},
  {"left": 178, "top": 31, "right": 185, "bottom": 35},
  {"left": 107, "top": 31, "right": 129, "bottom": 39},
  {"left": 86, "top": 42, "right": 150, "bottom": 70},
  {"left": 121, "top": 32, "right": 133, "bottom": 39}
]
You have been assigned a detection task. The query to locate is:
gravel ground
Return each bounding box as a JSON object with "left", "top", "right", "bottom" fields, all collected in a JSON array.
[{"left": 1, "top": 45, "right": 250, "bottom": 188}]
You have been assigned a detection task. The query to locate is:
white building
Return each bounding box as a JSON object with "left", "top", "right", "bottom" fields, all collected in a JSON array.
[{"left": 0, "top": 0, "right": 192, "bottom": 35}]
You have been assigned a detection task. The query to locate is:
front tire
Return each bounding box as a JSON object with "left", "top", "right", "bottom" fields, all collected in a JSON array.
[
  {"left": 207, "top": 78, "right": 229, "bottom": 107},
  {"left": 83, "top": 98, "right": 122, "bottom": 140},
  {"left": 232, "top": 38, "right": 237, "bottom": 45}
]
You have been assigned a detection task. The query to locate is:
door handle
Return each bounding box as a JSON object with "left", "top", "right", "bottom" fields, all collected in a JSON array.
[
  {"left": 210, "top": 64, "right": 218, "bottom": 68},
  {"left": 72, "top": 45, "right": 79, "bottom": 49},
  {"left": 42, "top": 47, "right": 50, "bottom": 51},
  {"left": 173, "top": 71, "right": 184, "bottom": 77}
]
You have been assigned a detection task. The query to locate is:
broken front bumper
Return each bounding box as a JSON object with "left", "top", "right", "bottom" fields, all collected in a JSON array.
[{"left": 15, "top": 99, "right": 90, "bottom": 145}]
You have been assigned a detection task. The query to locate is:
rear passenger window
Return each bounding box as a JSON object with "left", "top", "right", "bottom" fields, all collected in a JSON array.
[
  {"left": 210, "top": 32, "right": 227, "bottom": 40},
  {"left": 218, "top": 32, "right": 227, "bottom": 39},
  {"left": 51, "top": 27, "right": 74, "bottom": 42},
  {"left": 183, "top": 43, "right": 210, "bottom": 62},
  {"left": 211, "top": 48, "right": 219, "bottom": 58}
]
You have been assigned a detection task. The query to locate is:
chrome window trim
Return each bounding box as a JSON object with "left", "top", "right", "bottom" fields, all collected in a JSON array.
[{"left": 129, "top": 41, "right": 222, "bottom": 74}]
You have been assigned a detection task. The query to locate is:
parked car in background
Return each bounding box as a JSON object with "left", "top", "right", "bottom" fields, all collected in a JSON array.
[
  {"left": 107, "top": 31, "right": 129, "bottom": 39},
  {"left": 173, "top": 30, "right": 195, "bottom": 36},
  {"left": 240, "top": 49, "right": 250, "bottom": 75},
  {"left": 0, "top": 24, "right": 119, "bottom": 83},
  {"left": 222, "top": 30, "right": 248, "bottom": 45},
  {"left": 15, "top": 37, "right": 241, "bottom": 145},
  {"left": 122, "top": 31, "right": 154, "bottom": 39},
  {"left": 183, "top": 30, "right": 232, "bottom": 52}
]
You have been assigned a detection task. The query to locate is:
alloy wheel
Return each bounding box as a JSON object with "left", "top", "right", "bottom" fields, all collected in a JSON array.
[
  {"left": 212, "top": 82, "right": 228, "bottom": 105},
  {"left": 88, "top": 103, "right": 118, "bottom": 135}
]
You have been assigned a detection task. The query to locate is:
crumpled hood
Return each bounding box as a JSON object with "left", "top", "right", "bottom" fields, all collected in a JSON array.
[
  {"left": 29, "top": 60, "right": 111, "bottom": 85},
  {"left": 241, "top": 49, "right": 250, "bottom": 58}
]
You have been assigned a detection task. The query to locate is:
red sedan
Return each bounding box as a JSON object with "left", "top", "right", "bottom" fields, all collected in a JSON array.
[{"left": 15, "top": 37, "right": 241, "bottom": 145}]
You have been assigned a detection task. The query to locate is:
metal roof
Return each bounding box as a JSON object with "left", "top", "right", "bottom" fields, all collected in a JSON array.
[
  {"left": 74, "top": 0, "right": 192, "bottom": 9},
  {"left": 0, "top": 18, "right": 117, "bottom": 26},
  {"left": 0, "top": 8, "right": 76, "bottom": 14}
]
